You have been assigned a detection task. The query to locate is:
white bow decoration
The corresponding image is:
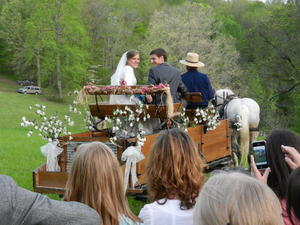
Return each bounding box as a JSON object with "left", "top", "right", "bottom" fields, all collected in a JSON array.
[
  {"left": 40, "top": 141, "right": 63, "bottom": 172},
  {"left": 121, "top": 146, "right": 144, "bottom": 191}
]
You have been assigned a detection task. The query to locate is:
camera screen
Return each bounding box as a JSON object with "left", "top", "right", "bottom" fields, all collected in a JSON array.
[{"left": 253, "top": 146, "right": 267, "bottom": 166}]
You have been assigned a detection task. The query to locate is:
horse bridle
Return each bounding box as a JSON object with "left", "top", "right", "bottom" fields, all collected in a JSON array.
[
  {"left": 215, "top": 92, "right": 237, "bottom": 119},
  {"left": 214, "top": 91, "right": 236, "bottom": 106}
]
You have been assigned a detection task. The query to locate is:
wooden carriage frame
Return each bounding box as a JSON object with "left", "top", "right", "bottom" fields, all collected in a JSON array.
[{"left": 33, "top": 85, "right": 232, "bottom": 194}]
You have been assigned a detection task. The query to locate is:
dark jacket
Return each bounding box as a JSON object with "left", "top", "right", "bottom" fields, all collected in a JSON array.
[
  {"left": 0, "top": 175, "right": 101, "bottom": 225},
  {"left": 148, "top": 63, "right": 187, "bottom": 103},
  {"left": 182, "top": 69, "right": 214, "bottom": 108}
]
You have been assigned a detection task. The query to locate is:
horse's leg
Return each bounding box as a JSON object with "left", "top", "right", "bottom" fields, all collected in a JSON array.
[
  {"left": 250, "top": 130, "right": 259, "bottom": 143},
  {"left": 231, "top": 129, "right": 240, "bottom": 156},
  {"left": 239, "top": 107, "right": 250, "bottom": 166},
  {"left": 239, "top": 129, "right": 249, "bottom": 166},
  {"left": 231, "top": 130, "right": 240, "bottom": 166}
]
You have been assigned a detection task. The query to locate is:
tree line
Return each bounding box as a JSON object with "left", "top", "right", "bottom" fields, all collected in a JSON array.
[{"left": 0, "top": 0, "right": 299, "bottom": 132}]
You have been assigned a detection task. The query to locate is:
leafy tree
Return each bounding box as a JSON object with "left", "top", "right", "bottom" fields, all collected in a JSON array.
[
  {"left": 139, "top": 2, "right": 241, "bottom": 89},
  {"left": 204, "top": 0, "right": 300, "bottom": 130},
  {"left": 26, "top": 0, "right": 90, "bottom": 97},
  {"left": 242, "top": 3, "right": 300, "bottom": 127},
  {"left": 81, "top": 0, "right": 160, "bottom": 84},
  {"left": 1, "top": 0, "right": 90, "bottom": 98},
  {"left": 0, "top": 0, "right": 27, "bottom": 76}
]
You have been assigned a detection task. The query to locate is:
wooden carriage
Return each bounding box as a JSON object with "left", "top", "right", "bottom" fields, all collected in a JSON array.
[{"left": 33, "top": 85, "right": 232, "bottom": 194}]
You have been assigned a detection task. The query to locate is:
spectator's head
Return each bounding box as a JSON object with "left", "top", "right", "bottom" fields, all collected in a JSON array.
[
  {"left": 194, "top": 172, "right": 283, "bottom": 225},
  {"left": 150, "top": 48, "right": 167, "bottom": 65},
  {"left": 221, "top": 166, "right": 251, "bottom": 175},
  {"left": 266, "top": 129, "right": 300, "bottom": 198},
  {"left": 287, "top": 167, "right": 300, "bottom": 223},
  {"left": 146, "top": 128, "right": 204, "bottom": 209},
  {"left": 64, "top": 142, "right": 140, "bottom": 225}
]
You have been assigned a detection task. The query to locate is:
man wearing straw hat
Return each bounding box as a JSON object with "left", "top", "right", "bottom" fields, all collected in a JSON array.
[{"left": 180, "top": 52, "right": 214, "bottom": 109}]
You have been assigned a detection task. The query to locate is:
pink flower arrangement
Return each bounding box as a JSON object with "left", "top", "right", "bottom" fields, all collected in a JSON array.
[
  {"left": 119, "top": 79, "right": 127, "bottom": 86},
  {"left": 84, "top": 84, "right": 170, "bottom": 95}
]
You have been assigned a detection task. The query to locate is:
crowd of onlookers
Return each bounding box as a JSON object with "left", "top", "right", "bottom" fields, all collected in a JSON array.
[{"left": 1, "top": 128, "right": 300, "bottom": 225}]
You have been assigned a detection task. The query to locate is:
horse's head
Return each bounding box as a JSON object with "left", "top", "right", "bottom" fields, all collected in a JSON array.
[{"left": 215, "top": 88, "right": 235, "bottom": 106}]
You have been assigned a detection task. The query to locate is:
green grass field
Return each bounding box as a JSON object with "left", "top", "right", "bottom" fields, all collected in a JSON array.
[{"left": 0, "top": 75, "right": 145, "bottom": 214}]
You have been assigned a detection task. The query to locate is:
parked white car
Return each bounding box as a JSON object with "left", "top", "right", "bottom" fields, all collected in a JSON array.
[{"left": 18, "top": 86, "right": 42, "bottom": 95}]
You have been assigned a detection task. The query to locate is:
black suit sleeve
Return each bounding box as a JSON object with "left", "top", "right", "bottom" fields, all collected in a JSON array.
[{"left": 148, "top": 68, "right": 157, "bottom": 85}]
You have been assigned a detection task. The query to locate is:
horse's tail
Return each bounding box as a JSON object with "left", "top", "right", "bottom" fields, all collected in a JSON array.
[{"left": 238, "top": 106, "right": 250, "bottom": 166}]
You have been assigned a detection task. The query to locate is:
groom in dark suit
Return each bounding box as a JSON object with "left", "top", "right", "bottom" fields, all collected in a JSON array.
[{"left": 147, "top": 48, "right": 187, "bottom": 103}]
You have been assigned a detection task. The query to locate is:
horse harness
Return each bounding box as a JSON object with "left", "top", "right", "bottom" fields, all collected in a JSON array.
[
  {"left": 216, "top": 94, "right": 259, "bottom": 132},
  {"left": 216, "top": 94, "right": 237, "bottom": 119}
]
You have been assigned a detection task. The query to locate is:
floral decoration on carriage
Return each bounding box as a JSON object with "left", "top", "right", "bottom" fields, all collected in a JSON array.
[{"left": 21, "top": 83, "right": 224, "bottom": 192}]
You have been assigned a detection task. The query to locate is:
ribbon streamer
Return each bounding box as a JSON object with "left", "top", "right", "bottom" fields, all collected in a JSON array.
[
  {"left": 40, "top": 141, "right": 63, "bottom": 172},
  {"left": 121, "top": 146, "right": 145, "bottom": 191}
]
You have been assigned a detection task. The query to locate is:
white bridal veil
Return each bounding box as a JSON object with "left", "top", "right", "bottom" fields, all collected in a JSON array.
[
  {"left": 109, "top": 51, "right": 140, "bottom": 104},
  {"left": 110, "top": 51, "right": 128, "bottom": 85}
]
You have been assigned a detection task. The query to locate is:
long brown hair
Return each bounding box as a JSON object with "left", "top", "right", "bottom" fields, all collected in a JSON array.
[
  {"left": 64, "top": 142, "right": 140, "bottom": 225},
  {"left": 146, "top": 128, "right": 204, "bottom": 209},
  {"left": 266, "top": 129, "right": 300, "bottom": 198}
]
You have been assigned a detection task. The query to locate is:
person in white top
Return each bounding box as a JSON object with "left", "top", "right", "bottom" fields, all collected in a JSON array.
[
  {"left": 138, "top": 128, "right": 204, "bottom": 225},
  {"left": 110, "top": 50, "right": 140, "bottom": 104}
]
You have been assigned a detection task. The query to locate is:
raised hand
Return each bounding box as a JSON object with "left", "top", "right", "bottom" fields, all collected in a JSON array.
[
  {"left": 281, "top": 145, "right": 300, "bottom": 170},
  {"left": 250, "top": 155, "right": 271, "bottom": 184},
  {"left": 146, "top": 95, "right": 153, "bottom": 103}
]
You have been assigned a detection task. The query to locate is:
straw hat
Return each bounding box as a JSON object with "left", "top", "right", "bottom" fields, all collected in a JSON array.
[{"left": 179, "top": 52, "right": 205, "bottom": 68}]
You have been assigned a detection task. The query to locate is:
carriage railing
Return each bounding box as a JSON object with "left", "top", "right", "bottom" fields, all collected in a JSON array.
[{"left": 83, "top": 84, "right": 202, "bottom": 120}]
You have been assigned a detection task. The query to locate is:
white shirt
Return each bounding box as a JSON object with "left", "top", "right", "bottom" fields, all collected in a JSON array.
[
  {"left": 138, "top": 199, "right": 194, "bottom": 225},
  {"left": 109, "top": 66, "right": 137, "bottom": 104},
  {"left": 123, "top": 65, "right": 137, "bottom": 85}
]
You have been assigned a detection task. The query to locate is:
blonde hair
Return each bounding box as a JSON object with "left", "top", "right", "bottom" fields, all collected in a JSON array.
[
  {"left": 64, "top": 142, "right": 140, "bottom": 225},
  {"left": 194, "top": 172, "right": 283, "bottom": 225},
  {"left": 146, "top": 128, "right": 204, "bottom": 209}
]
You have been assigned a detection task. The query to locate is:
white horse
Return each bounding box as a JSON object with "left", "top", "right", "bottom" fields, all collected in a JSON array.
[{"left": 215, "top": 89, "right": 260, "bottom": 164}]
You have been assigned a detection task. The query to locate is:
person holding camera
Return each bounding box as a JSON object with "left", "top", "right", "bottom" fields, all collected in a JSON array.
[
  {"left": 286, "top": 167, "right": 300, "bottom": 225},
  {"left": 251, "top": 129, "right": 300, "bottom": 225}
]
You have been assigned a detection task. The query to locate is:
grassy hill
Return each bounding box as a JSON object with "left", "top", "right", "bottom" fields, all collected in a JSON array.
[
  {"left": 0, "top": 76, "right": 86, "bottom": 186},
  {"left": 0, "top": 76, "right": 145, "bottom": 214}
]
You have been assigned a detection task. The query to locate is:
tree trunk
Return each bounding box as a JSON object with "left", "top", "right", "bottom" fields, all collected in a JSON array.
[
  {"left": 36, "top": 29, "right": 41, "bottom": 87},
  {"left": 53, "top": 0, "right": 63, "bottom": 99},
  {"left": 36, "top": 53, "right": 41, "bottom": 87},
  {"left": 56, "top": 52, "right": 63, "bottom": 99}
]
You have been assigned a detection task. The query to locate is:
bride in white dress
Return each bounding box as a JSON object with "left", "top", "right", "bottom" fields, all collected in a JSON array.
[{"left": 109, "top": 50, "right": 140, "bottom": 104}]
